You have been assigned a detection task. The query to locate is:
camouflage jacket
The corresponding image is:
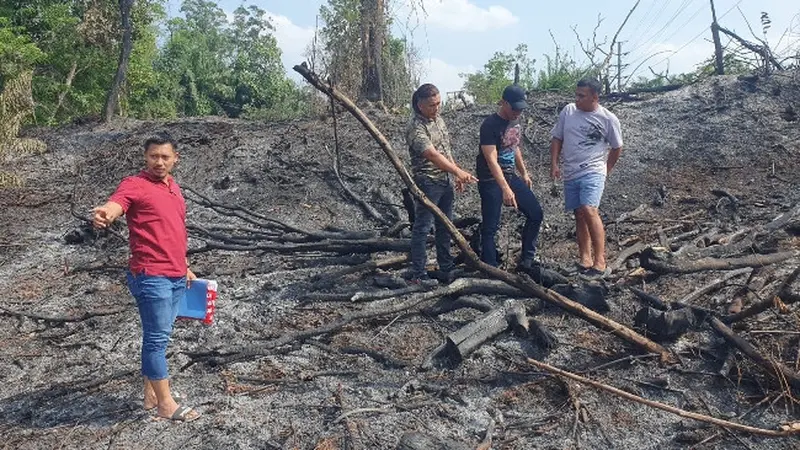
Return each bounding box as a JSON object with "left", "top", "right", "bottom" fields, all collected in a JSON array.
[{"left": 405, "top": 112, "right": 452, "bottom": 183}]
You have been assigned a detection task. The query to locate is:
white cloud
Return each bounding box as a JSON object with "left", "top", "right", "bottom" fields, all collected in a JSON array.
[
  {"left": 267, "top": 12, "right": 315, "bottom": 78},
  {"left": 421, "top": 57, "right": 476, "bottom": 100},
  {"left": 411, "top": 0, "right": 518, "bottom": 32}
]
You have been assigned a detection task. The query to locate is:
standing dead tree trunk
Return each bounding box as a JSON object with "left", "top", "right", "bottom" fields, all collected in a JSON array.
[
  {"left": 292, "top": 62, "right": 675, "bottom": 364},
  {"left": 360, "top": 0, "right": 385, "bottom": 104},
  {"left": 103, "top": 0, "right": 135, "bottom": 122}
]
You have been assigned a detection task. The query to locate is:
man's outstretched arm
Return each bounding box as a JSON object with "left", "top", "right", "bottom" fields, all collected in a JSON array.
[{"left": 92, "top": 201, "right": 124, "bottom": 229}]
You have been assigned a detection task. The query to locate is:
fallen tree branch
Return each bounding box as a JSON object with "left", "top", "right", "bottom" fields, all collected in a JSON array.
[
  {"left": 640, "top": 248, "right": 796, "bottom": 274},
  {"left": 610, "top": 241, "right": 647, "bottom": 272},
  {"left": 0, "top": 305, "right": 128, "bottom": 323},
  {"left": 446, "top": 300, "right": 527, "bottom": 360},
  {"left": 293, "top": 62, "right": 675, "bottom": 364},
  {"left": 311, "top": 254, "right": 408, "bottom": 290},
  {"left": 724, "top": 266, "right": 800, "bottom": 323},
  {"left": 709, "top": 316, "right": 800, "bottom": 391},
  {"left": 327, "top": 144, "right": 394, "bottom": 226},
  {"left": 526, "top": 358, "right": 798, "bottom": 437},
  {"left": 188, "top": 237, "right": 410, "bottom": 255},
  {"left": 678, "top": 268, "right": 752, "bottom": 304}
]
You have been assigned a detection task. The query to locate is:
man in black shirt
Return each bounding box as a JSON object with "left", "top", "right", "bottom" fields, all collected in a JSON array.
[{"left": 477, "top": 85, "right": 544, "bottom": 270}]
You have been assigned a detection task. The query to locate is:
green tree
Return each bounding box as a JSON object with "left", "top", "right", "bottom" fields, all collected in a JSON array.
[
  {"left": 535, "top": 45, "right": 585, "bottom": 92},
  {"left": 159, "top": 0, "right": 231, "bottom": 116},
  {"left": 0, "top": 20, "right": 46, "bottom": 186},
  {"left": 318, "top": 0, "right": 365, "bottom": 99},
  {"left": 230, "top": 5, "right": 306, "bottom": 119},
  {"left": 1, "top": 0, "right": 169, "bottom": 123},
  {"left": 158, "top": 1, "right": 304, "bottom": 119},
  {"left": 123, "top": 1, "right": 177, "bottom": 118},
  {"left": 461, "top": 44, "right": 535, "bottom": 105},
  {"left": 0, "top": 17, "right": 44, "bottom": 83}
]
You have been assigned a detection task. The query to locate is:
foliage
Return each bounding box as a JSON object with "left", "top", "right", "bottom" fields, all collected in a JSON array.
[
  {"left": 1, "top": 0, "right": 307, "bottom": 123},
  {"left": 461, "top": 44, "right": 536, "bottom": 104},
  {"left": 158, "top": 1, "right": 306, "bottom": 119},
  {"left": 535, "top": 46, "right": 588, "bottom": 92},
  {"left": 317, "top": 0, "right": 363, "bottom": 99},
  {"left": 629, "top": 52, "right": 753, "bottom": 90},
  {"left": 0, "top": 18, "right": 44, "bottom": 85},
  {"left": 381, "top": 36, "right": 418, "bottom": 108},
  {"left": 0, "top": 70, "right": 46, "bottom": 187}
]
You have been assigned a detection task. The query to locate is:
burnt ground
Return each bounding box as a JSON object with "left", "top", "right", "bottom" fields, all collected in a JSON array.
[{"left": 0, "top": 71, "right": 799, "bottom": 449}]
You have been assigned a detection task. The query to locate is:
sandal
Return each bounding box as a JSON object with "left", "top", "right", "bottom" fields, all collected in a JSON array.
[{"left": 159, "top": 405, "right": 201, "bottom": 422}]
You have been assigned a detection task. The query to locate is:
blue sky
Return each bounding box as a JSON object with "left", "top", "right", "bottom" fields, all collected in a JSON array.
[{"left": 166, "top": 0, "right": 800, "bottom": 95}]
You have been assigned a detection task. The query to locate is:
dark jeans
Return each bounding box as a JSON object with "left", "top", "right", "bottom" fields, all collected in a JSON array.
[
  {"left": 410, "top": 178, "right": 455, "bottom": 277},
  {"left": 126, "top": 271, "right": 186, "bottom": 380},
  {"left": 478, "top": 174, "right": 544, "bottom": 267}
]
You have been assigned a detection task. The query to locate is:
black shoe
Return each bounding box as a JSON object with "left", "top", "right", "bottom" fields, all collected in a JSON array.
[
  {"left": 579, "top": 267, "right": 611, "bottom": 281},
  {"left": 516, "top": 259, "right": 540, "bottom": 273},
  {"left": 430, "top": 267, "right": 465, "bottom": 284},
  {"left": 407, "top": 274, "right": 439, "bottom": 288}
]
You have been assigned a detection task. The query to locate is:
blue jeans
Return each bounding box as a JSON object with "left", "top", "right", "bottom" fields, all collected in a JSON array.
[
  {"left": 478, "top": 174, "right": 544, "bottom": 267},
  {"left": 564, "top": 172, "right": 605, "bottom": 211},
  {"left": 410, "top": 178, "right": 455, "bottom": 277},
  {"left": 126, "top": 272, "right": 186, "bottom": 380}
]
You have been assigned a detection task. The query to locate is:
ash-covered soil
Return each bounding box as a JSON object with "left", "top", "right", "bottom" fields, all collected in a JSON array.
[{"left": 0, "top": 72, "right": 799, "bottom": 449}]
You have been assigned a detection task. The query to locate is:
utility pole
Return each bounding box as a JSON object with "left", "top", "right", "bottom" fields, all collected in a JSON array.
[
  {"left": 710, "top": 0, "right": 725, "bottom": 75},
  {"left": 616, "top": 41, "right": 623, "bottom": 92}
]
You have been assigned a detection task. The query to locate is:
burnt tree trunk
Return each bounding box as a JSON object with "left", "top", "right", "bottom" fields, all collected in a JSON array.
[
  {"left": 360, "top": 0, "right": 384, "bottom": 103},
  {"left": 104, "top": 0, "right": 134, "bottom": 122}
]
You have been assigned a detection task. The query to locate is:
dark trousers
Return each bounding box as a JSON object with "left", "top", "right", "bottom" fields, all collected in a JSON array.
[
  {"left": 410, "top": 178, "right": 455, "bottom": 277},
  {"left": 478, "top": 174, "right": 544, "bottom": 267}
]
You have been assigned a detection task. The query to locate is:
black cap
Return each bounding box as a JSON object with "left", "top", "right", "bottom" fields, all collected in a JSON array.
[{"left": 502, "top": 85, "right": 528, "bottom": 110}]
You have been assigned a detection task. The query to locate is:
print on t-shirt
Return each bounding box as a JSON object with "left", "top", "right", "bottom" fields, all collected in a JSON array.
[
  {"left": 498, "top": 124, "right": 520, "bottom": 173},
  {"left": 578, "top": 122, "right": 604, "bottom": 148}
]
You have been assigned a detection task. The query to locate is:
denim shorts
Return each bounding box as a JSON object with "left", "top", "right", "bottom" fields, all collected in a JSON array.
[{"left": 564, "top": 172, "right": 605, "bottom": 211}]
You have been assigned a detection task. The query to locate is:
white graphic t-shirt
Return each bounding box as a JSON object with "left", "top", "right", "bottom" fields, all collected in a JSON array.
[{"left": 551, "top": 103, "right": 623, "bottom": 181}]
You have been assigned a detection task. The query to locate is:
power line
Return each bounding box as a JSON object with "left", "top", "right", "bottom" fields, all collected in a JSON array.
[
  {"left": 628, "top": 0, "right": 673, "bottom": 48},
  {"left": 627, "top": 0, "right": 707, "bottom": 67},
  {"left": 624, "top": 0, "right": 662, "bottom": 42},
  {"left": 647, "top": 0, "right": 744, "bottom": 69},
  {"left": 626, "top": 0, "right": 696, "bottom": 55}
]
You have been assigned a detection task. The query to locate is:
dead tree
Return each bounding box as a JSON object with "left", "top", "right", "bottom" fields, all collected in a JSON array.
[
  {"left": 715, "top": 24, "right": 784, "bottom": 72},
  {"left": 360, "top": 0, "right": 385, "bottom": 104},
  {"left": 103, "top": 0, "right": 135, "bottom": 122}
]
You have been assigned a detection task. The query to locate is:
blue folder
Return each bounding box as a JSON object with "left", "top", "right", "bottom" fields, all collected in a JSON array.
[{"left": 178, "top": 279, "right": 216, "bottom": 320}]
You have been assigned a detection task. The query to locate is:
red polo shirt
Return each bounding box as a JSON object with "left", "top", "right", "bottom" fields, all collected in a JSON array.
[{"left": 110, "top": 171, "right": 187, "bottom": 277}]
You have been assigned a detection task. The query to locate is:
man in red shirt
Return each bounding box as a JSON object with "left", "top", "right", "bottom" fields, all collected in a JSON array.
[{"left": 93, "top": 134, "right": 200, "bottom": 422}]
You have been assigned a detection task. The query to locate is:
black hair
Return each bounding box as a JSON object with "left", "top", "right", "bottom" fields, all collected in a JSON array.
[
  {"left": 577, "top": 78, "right": 602, "bottom": 95},
  {"left": 411, "top": 83, "right": 440, "bottom": 115},
  {"left": 144, "top": 133, "right": 178, "bottom": 152}
]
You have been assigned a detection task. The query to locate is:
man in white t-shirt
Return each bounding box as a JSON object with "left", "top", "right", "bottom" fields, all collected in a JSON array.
[{"left": 550, "top": 78, "right": 623, "bottom": 280}]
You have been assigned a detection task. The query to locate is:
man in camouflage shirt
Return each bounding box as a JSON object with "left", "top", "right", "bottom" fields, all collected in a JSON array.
[{"left": 406, "top": 84, "right": 477, "bottom": 284}]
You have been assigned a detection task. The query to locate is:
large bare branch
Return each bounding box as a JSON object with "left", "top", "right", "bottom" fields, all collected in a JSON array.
[
  {"left": 527, "top": 358, "right": 798, "bottom": 437},
  {"left": 599, "top": 0, "right": 642, "bottom": 72}
]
